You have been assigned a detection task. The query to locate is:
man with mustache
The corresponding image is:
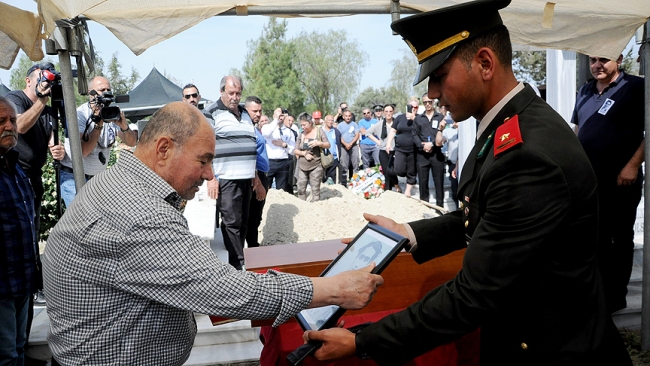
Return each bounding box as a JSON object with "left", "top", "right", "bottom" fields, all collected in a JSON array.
[
  {"left": 0, "top": 96, "right": 38, "bottom": 365},
  {"left": 42, "top": 101, "right": 383, "bottom": 365},
  {"left": 203, "top": 76, "right": 256, "bottom": 270}
]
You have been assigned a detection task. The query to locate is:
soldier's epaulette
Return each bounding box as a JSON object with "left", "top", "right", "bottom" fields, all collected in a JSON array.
[{"left": 494, "top": 115, "right": 523, "bottom": 158}]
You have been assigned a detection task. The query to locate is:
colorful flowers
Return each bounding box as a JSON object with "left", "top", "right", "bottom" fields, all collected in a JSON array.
[{"left": 349, "top": 166, "right": 385, "bottom": 199}]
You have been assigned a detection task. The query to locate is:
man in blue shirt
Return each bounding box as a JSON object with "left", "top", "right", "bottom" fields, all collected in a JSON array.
[
  {"left": 571, "top": 54, "right": 645, "bottom": 314},
  {"left": 245, "top": 96, "right": 269, "bottom": 248},
  {"left": 337, "top": 110, "right": 360, "bottom": 187},
  {"left": 358, "top": 108, "right": 379, "bottom": 169},
  {"left": 0, "top": 96, "right": 37, "bottom": 365}
]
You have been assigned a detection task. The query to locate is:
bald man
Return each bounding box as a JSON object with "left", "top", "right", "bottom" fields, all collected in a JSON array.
[
  {"left": 43, "top": 102, "right": 383, "bottom": 365},
  {"left": 59, "top": 76, "right": 137, "bottom": 207}
]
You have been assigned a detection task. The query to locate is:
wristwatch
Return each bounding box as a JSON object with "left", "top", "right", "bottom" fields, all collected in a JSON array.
[{"left": 93, "top": 123, "right": 103, "bottom": 131}]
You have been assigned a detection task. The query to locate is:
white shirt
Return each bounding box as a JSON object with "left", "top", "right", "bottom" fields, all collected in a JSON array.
[{"left": 261, "top": 121, "right": 296, "bottom": 159}]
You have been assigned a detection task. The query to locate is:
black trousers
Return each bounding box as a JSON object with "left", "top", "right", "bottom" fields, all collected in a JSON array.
[
  {"left": 322, "top": 158, "right": 340, "bottom": 183},
  {"left": 246, "top": 173, "right": 269, "bottom": 248},
  {"left": 268, "top": 159, "right": 293, "bottom": 194},
  {"left": 416, "top": 153, "right": 446, "bottom": 205},
  {"left": 597, "top": 171, "right": 643, "bottom": 313},
  {"left": 217, "top": 179, "right": 252, "bottom": 270},
  {"left": 393, "top": 149, "right": 417, "bottom": 185},
  {"left": 378, "top": 150, "right": 399, "bottom": 191}
]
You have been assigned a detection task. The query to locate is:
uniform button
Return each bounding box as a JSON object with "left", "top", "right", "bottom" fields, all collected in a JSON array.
[
  {"left": 459, "top": 202, "right": 464, "bottom": 209},
  {"left": 464, "top": 207, "right": 469, "bottom": 215},
  {"left": 521, "top": 343, "right": 528, "bottom": 350},
  {"left": 464, "top": 221, "right": 469, "bottom": 228}
]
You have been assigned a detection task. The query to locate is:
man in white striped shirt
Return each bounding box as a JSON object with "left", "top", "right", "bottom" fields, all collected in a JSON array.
[{"left": 204, "top": 75, "right": 256, "bottom": 270}]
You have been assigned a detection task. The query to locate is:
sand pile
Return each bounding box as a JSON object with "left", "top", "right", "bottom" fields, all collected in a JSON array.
[{"left": 258, "top": 185, "right": 439, "bottom": 246}]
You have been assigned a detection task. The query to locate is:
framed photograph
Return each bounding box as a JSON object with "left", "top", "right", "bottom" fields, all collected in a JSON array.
[{"left": 295, "top": 223, "right": 409, "bottom": 331}]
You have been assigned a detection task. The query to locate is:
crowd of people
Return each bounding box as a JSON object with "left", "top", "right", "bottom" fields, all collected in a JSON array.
[{"left": 0, "top": 0, "right": 644, "bottom": 363}]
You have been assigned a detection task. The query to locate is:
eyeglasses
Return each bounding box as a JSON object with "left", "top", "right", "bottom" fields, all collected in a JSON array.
[
  {"left": 184, "top": 93, "right": 198, "bottom": 99},
  {"left": 423, "top": 101, "right": 434, "bottom": 105},
  {"left": 363, "top": 112, "right": 371, "bottom": 115}
]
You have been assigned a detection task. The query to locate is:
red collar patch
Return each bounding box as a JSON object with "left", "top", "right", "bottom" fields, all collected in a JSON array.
[{"left": 494, "top": 115, "right": 523, "bottom": 158}]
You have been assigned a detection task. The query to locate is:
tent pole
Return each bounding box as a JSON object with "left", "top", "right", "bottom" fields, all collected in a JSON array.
[
  {"left": 642, "top": 19, "right": 650, "bottom": 351},
  {"left": 55, "top": 27, "right": 86, "bottom": 192}
]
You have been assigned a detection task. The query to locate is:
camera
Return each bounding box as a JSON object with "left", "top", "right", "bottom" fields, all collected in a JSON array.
[
  {"left": 281, "top": 108, "right": 289, "bottom": 114},
  {"left": 35, "top": 64, "right": 63, "bottom": 102},
  {"left": 90, "top": 90, "right": 129, "bottom": 122}
]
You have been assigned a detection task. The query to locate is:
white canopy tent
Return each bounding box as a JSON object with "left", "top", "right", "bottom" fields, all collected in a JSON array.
[{"left": 1, "top": 0, "right": 650, "bottom": 350}]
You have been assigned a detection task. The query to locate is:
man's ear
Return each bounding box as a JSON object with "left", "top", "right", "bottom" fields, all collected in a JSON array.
[
  {"left": 154, "top": 136, "right": 174, "bottom": 163},
  {"left": 476, "top": 47, "right": 496, "bottom": 81}
]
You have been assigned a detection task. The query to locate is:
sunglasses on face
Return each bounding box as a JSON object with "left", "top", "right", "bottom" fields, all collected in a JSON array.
[
  {"left": 363, "top": 112, "right": 371, "bottom": 115},
  {"left": 184, "top": 93, "right": 198, "bottom": 99},
  {"left": 423, "top": 101, "right": 433, "bottom": 105}
]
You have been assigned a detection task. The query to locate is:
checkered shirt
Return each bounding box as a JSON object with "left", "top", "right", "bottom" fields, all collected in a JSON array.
[
  {"left": 43, "top": 151, "right": 313, "bottom": 365},
  {"left": 0, "top": 150, "right": 38, "bottom": 297}
]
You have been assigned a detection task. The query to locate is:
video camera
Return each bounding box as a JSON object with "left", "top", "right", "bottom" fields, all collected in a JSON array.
[
  {"left": 89, "top": 90, "right": 129, "bottom": 122},
  {"left": 35, "top": 63, "right": 63, "bottom": 102}
]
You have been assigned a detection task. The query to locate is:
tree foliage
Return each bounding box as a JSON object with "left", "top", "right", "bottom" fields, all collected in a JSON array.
[
  {"left": 352, "top": 86, "right": 404, "bottom": 114},
  {"left": 242, "top": 18, "right": 305, "bottom": 115},
  {"left": 386, "top": 49, "right": 427, "bottom": 105},
  {"left": 512, "top": 51, "right": 546, "bottom": 85},
  {"left": 620, "top": 47, "right": 640, "bottom": 76},
  {"left": 105, "top": 52, "right": 139, "bottom": 96},
  {"left": 292, "top": 29, "right": 367, "bottom": 115}
]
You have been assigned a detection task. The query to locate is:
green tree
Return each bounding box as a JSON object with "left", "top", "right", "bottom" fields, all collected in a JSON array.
[
  {"left": 9, "top": 54, "right": 36, "bottom": 90},
  {"left": 292, "top": 29, "right": 367, "bottom": 115},
  {"left": 241, "top": 18, "right": 305, "bottom": 114},
  {"left": 512, "top": 51, "right": 546, "bottom": 85},
  {"left": 385, "top": 49, "right": 428, "bottom": 108},
  {"left": 620, "top": 47, "right": 640, "bottom": 76},
  {"left": 105, "top": 52, "right": 139, "bottom": 95},
  {"left": 353, "top": 86, "right": 404, "bottom": 113}
]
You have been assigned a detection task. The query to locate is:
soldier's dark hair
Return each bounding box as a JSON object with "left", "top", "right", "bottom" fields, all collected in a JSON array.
[{"left": 453, "top": 26, "right": 512, "bottom": 70}]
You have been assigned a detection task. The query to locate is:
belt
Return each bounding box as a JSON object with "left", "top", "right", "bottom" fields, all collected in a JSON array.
[{"left": 60, "top": 165, "right": 94, "bottom": 180}]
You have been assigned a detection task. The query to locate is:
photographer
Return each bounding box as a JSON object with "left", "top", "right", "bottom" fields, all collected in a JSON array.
[
  {"left": 261, "top": 107, "right": 296, "bottom": 194},
  {"left": 334, "top": 102, "right": 356, "bottom": 124},
  {"left": 59, "top": 76, "right": 136, "bottom": 207}
]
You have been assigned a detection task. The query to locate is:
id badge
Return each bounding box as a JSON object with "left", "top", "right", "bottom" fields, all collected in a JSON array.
[{"left": 598, "top": 98, "right": 615, "bottom": 115}]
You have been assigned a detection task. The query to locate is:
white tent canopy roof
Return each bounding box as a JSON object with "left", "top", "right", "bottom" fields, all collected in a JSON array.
[{"left": 1, "top": 0, "right": 649, "bottom": 69}]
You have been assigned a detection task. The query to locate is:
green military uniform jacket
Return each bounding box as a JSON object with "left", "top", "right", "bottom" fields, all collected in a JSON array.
[{"left": 355, "top": 85, "right": 630, "bottom": 366}]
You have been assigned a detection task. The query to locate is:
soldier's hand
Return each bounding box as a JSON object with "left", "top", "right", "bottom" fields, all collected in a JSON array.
[
  {"left": 304, "top": 328, "right": 357, "bottom": 361},
  {"left": 362, "top": 213, "right": 408, "bottom": 239}
]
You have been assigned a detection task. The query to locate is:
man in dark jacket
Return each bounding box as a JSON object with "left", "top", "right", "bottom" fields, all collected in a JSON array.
[{"left": 305, "top": 1, "right": 631, "bottom": 365}]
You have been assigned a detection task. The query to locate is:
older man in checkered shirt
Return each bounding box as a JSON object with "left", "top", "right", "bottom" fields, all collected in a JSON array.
[{"left": 42, "top": 102, "right": 383, "bottom": 365}]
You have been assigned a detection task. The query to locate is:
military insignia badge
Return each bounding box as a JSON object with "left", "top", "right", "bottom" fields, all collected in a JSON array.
[{"left": 494, "top": 115, "right": 523, "bottom": 158}]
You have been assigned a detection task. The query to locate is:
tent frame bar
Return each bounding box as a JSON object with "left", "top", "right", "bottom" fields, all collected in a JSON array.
[{"left": 218, "top": 4, "right": 418, "bottom": 16}]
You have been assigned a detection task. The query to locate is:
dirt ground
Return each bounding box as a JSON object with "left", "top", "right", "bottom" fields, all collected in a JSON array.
[{"left": 257, "top": 184, "right": 439, "bottom": 246}]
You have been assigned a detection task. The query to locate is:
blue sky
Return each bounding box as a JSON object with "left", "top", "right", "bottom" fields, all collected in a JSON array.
[{"left": 0, "top": 1, "right": 411, "bottom": 101}]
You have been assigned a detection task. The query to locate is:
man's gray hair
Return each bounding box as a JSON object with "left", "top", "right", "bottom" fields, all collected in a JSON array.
[
  {"left": 0, "top": 96, "right": 17, "bottom": 114},
  {"left": 220, "top": 75, "right": 244, "bottom": 92},
  {"left": 138, "top": 103, "right": 203, "bottom": 147}
]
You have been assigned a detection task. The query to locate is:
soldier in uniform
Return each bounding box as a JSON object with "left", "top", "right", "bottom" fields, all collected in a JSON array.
[{"left": 304, "top": 1, "right": 631, "bottom": 365}]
